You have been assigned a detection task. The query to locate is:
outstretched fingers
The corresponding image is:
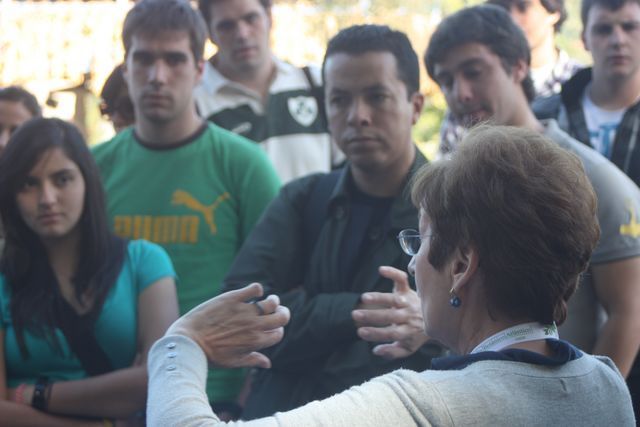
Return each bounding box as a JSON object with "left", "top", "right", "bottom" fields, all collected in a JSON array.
[
  {"left": 259, "top": 304, "right": 290, "bottom": 328},
  {"left": 357, "top": 320, "right": 415, "bottom": 342},
  {"left": 378, "top": 265, "right": 411, "bottom": 294},
  {"left": 225, "top": 282, "right": 265, "bottom": 302},
  {"left": 352, "top": 304, "right": 408, "bottom": 328},
  {"left": 236, "top": 352, "right": 272, "bottom": 369}
]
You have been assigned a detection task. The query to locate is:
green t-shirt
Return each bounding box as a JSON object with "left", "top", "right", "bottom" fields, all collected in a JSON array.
[
  {"left": 1, "top": 240, "right": 175, "bottom": 387},
  {"left": 93, "top": 123, "right": 281, "bottom": 401}
]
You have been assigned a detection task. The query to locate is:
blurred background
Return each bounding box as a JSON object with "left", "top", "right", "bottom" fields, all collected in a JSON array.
[{"left": 0, "top": 0, "right": 588, "bottom": 156}]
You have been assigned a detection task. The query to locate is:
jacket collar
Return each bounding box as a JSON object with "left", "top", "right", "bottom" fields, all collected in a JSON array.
[{"left": 326, "top": 148, "right": 427, "bottom": 231}]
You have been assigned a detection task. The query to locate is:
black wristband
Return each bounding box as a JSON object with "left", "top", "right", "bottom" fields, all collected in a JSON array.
[{"left": 31, "top": 376, "right": 49, "bottom": 411}]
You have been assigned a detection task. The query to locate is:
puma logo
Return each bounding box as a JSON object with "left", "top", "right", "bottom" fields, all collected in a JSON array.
[
  {"left": 620, "top": 199, "right": 640, "bottom": 238},
  {"left": 171, "top": 190, "right": 231, "bottom": 235}
]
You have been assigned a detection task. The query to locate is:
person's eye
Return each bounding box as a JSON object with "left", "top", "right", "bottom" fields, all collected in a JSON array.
[
  {"left": 622, "top": 22, "right": 640, "bottom": 33},
  {"left": 217, "top": 20, "right": 235, "bottom": 32},
  {"left": 245, "top": 13, "right": 260, "bottom": 25},
  {"left": 463, "top": 68, "right": 482, "bottom": 80},
  {"left": 329, "top": 95, "right": 348, "bottom": 108},
  {"left": 369, "top": 92, "right": 389, "bottom": 103},
  {"left": 20, "top": 177, "right": 38, "bottom": 191},
  {"left": 515, "top": 0, "right": 531, "bottom": 13},
  {"left": 165, "top": 53, "right": 187, "bottom": 67},
  {"left": 133, "top": 52, "right": 155, "bottom": 66},
  {"left": 593, "top": 24, "right": 613, "bottom": 36},
  {"left": 55, "top": 173, "right": 73, "bottom": 187},
  {"left": 437, "top": 76, "right": 453, "bottom": 91}
]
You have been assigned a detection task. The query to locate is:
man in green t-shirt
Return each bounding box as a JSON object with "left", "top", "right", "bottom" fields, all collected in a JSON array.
[{"left": 92, "top": 0, "right": 280, "bottom": 417}]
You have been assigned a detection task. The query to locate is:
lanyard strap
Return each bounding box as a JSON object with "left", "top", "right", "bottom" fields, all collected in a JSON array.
[{"left": 471, "top": 322, "right": 559, "bottom": 354}]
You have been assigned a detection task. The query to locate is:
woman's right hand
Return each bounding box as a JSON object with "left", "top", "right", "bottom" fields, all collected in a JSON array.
[
  {"left": 352, "top": 266, "right": 430, "bottom": 359},
  {"left": 165, "top": 283, "right": 290, "bottom": 369}
]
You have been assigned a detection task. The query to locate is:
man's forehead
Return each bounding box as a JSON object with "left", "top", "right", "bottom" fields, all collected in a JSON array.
[
  {"left": 210, "top": 0, "right": 266, "bottom": 21},
  {"left": 433, "top": 44, "right": 495, "bottom": 75},
  {"left": 129, "top": 31, "right": 191, "bottom": 52},
  {"left": 324, "top": 51, "right": 413, "bottom": 97},
  {"left": 325, "top": 51, "right": 399, "bottom": 80},
  {"left": 587, "top": 2, "right": 640, "bottom": 25}
]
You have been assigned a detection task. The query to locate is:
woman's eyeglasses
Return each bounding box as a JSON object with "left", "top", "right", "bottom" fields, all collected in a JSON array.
[{"left": 397, "top": 229, "right": 423, "bottom": 256}]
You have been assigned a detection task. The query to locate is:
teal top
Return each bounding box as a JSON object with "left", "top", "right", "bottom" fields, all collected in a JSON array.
[{"left": 1, "top": 239, "right": 176, "bottom": 387}]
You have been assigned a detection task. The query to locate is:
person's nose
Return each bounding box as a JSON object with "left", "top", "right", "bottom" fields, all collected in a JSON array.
[
  {"left": 38, "top": 181, "right": 57, "bottom": 207},
  {"left": 610, "top": 25, "right": 626, "bottom": 47},
  {"left": 149, "top": 59, "right": 169, "bottom": 84},
  {"left": 347, "top": 98, "right": 371, "bottom": 127},
  {"left": 236, "top": 20, "right": 252, "bottom": 39},
  {"left": 452, "top": 77, "right": 474, "bottom": 104}
]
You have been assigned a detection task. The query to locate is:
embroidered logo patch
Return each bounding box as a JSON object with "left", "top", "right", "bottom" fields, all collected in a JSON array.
[
  {"left": 231, "top": 121, "right": 252, "bottom": 135},
  {"left": 287, "top": 96, "right": 318, "bottom": 127}
]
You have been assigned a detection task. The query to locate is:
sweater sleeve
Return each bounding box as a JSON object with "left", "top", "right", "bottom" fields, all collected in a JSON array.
[
  {"left": 147, "top": 335, "right": 279, "bottom": 427},
  {"left": 147, "top": 334, "right": 443, "bottom": 427}
]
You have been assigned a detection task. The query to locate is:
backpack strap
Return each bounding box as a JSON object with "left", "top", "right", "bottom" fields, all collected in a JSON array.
[
  {"left": 302, "top": 66, "right": 327, "bottom": 127},
  {"left": 54, "top": 289, "right": 113, "bottom": 376}
]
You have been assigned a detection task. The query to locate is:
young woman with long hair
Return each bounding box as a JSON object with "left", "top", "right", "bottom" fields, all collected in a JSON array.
[{"left": 0, "top": 118, "right": 179, "bottom": 426}]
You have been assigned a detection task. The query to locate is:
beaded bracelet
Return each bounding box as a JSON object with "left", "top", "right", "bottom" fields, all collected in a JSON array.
[{"left": 13, "top": 383, "right": 27, "bottom": 405}]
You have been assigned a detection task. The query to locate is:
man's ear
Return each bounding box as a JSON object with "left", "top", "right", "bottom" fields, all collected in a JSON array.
[
  {"left": 449, "top": 245, "right": 479, "bottom": 296},
  {"left": 511, "top": 59, "right": 529, "bottom": 85},
  {"left": 122, "top": 58, "right": 130, "bottom": 81},
  {"left": 195, "top": 58, "right": 205, "bottom": 84},
  {"left": 266, "top": 6, "right": 273, "bottom": 32},
  {"left": 410, "top": 91, "right": 425, "bottom": 125},
  {"left": 582, "top": 28, "right": 590, "bottom": 53},
  {"left": 547, "top": 10, "right": 561, "bottom": 30}
]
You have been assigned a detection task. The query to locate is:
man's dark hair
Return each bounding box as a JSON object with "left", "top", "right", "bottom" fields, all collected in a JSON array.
[
  {"left": 322, "top": 24, "right": 420, "bottom": 99},
  {"left": 100, "top": 64, "right": 126, "bottom": 107},
  {"left": 0, "top": 86, "right": 41, "bottom": 118},
  {"left": 425, "top": 4, "right": 536, "bottom": 102},
  {"left": 488, "top": 0, "right": 568, "bottom": 32},
  {"left": 198, "top": 0, "right": 272, "bottom": 27},
  {"left": 581, "top": 0, "right": 640, "bottom": 26},
  {"left": 122, "top": 0, "right": 208, "bottom": 62},
  {"left": 99, "top": 64, "right": 133, "bottom": 122}
]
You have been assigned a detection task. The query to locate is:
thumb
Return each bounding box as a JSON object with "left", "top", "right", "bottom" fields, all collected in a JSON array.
[
  {"left": 226, "top": 282, "right": 264, "bottom": 302},
  {"left": 237, "top": 352, "right": 272, "bottom": 369},
  {"left": 379, "top": 266, "right": 410, "bottom": 294}
]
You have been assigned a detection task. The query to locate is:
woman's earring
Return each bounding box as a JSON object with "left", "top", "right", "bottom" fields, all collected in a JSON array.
[{"left": 449, "top": 289, "right": 461, "bottom": 308}]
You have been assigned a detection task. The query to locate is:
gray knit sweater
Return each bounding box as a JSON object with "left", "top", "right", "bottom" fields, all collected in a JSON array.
[{"left": 147, "top": 335, "right": 634, "bottom": 426}]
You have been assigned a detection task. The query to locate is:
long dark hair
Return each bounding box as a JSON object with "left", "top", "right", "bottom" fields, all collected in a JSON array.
[{"left": 0, "top": 118, "right": 126, "bottom": 357}]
